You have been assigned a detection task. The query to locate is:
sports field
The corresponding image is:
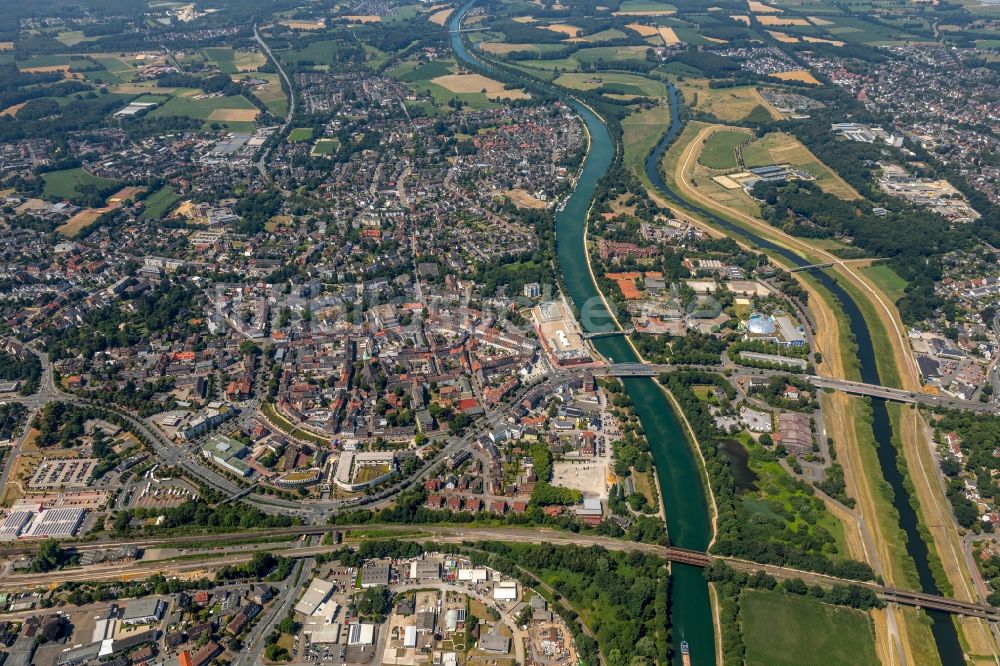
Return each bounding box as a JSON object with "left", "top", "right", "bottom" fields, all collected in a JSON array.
[
  {"left": 741, "top": 589, "right": 878, "bottom": 666},
  {"left": 140, "top": 186, "right": 181, "bottom": 220}
]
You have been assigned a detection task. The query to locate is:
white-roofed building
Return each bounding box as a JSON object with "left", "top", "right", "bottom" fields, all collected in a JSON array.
[
  {"left": 404, "top": 625, "right": 417, "bottom": 648},
  {"left": 457, "top": 567, "right": 488, "bottom": 583},
  {"left": 493, "top": 580, "right": 518, "bottom": 601},
  {"left": 348, "top": 623, "right": 376, "bottom": 645},
  {"left": 295, "top": 578, "right": 335, "bottom": 616}
]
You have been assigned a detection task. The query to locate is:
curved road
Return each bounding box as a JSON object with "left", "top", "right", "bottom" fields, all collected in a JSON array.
[{"left": 253, "top": 23, "right": 295, "bottom": 183}]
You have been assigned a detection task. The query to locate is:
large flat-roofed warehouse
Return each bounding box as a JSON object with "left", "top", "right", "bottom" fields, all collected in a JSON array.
[
  {"left": 347, "top": 623, "right": 376, "bottom": 646},
  {"left": 295, "top": 578, "right": 335, "bottom": 616},
  {"left": 360, "top": 561, "right": 391, "bottom": 588}
]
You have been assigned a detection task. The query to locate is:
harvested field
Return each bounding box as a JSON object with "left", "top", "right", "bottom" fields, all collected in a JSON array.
[
  {"left": 0, "top": 42, "right": 13, "bottom": 51},
  {"left": 657, "top": 26, "right": 681, "bottom": 44},
  {"left": 803, "top": 36, "right": 844, "bottom": 45},
  {"left": 808, "top": 16, "right": 834, "bottom": 25},
  {"left": 107, "top": 186, "right": 144, "bottom": 204},
  {"left": 279, "top": 19, "right": 325, "bottom": 30},
  {"left": 505, "top": 188, "right": 548, "bottom": 209},
  {"left": 625, "top": 23, "right": 659, "bottom": 36},
  {"left": 1, "top": 102, "right": 26, "bottom": 117},
  {"left": 234, "top": 50, "right": 266, "bottom": 71},
  {"left": 757, "top": 15, "right": 810, "bottom": 25},
  {"left": 748, "top": 0, "right": 781, "bottom": 12},
  {"left": 57, "top": 185, "right": 145, "bottom": 236},
  {"left": 429, "top": 8, "right": 454, "bottom": 25},
  {"left": 21, "top": 65, "right": 70, "bottom": 78},
  {"left": 731, "top": 14, "right": 750, "bottom": 24},
  {"left": 110, "top": 85, "right": 180, "bottom": 94},
  {"left": 342, "top": 15, "right": 381, "bottom": 22},
  {"left": 431, "top": 73, "right": 529, "bottom": 98},
  {"left": 513, "top": 16, "right": 536, "bottom": 22},
  {"left": 544, "top": 23, "right": 582, "bottom": 36},
  {"left": 479, "top": 42, "right": 535, "bottom": 54},
  {"left": 57, "top": 209, "right": 106, "bottom": 237},
  {"left": 767, "top": 30, "right": 800, "bottom": 42},
  {"left": 770, "top": 69, "right": 821, "bottom": 84},
  {"left": 704, "top": 36, "right": 728, "bottom": 43},
  {"left": 207, "top": 108, "right": 260, "bottom": 121}
]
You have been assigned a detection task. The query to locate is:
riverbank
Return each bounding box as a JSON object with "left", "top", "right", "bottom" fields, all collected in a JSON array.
[
  {"left": 653, "top": 99, "right": 969, "bottom": 664},
  {"left": 448, "top": 6, "right": 719, "bottom": 660}
]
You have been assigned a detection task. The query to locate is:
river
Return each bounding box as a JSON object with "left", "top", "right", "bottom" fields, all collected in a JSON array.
[
  {"left": 450, "top": 3, "right": 961, "bottom": 664},
  {"left": 449, "top": 6, "right": 717, "bottom": 663},
  {"left": 645, "top": 85, "right": 963, "bottom": 665}
]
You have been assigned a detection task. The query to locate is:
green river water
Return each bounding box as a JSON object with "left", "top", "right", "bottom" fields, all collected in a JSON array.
[{"left": 449, "top": 7, "right": 717, "bottom": 663}]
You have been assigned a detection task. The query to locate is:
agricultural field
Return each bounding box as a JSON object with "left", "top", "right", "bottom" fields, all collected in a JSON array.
[
  {"left": 671, "top": 78, "right": 782, "bottom": 122},
  {"left": 698, "top": 130, "right": 751, "bottom": 170},
  {"left": 150, "top": 93, "right": 259, "bottom": 130},
  {"left": 202, "top": 47, "right": 238, "bottom": 73},
  {"left": 614, "top": 0, "right": 678, "bottom": 15},
  {"left": 242, "top": 73, "right": 287, "bottom": 116},
  {"left": 41, "top": 168, "right": 118, "bottom": 201},
  {"left": 392, "top": 58, "right": 515, "bottom": 110},
  {"left": 741, "top": 131, "right": 861, "bottom": 200},
  {"left": 554, "top": 72, "right": 666, "bottom": 98},
  {"left": 741, "top": 589, "right": 878, "bottom": 666}
]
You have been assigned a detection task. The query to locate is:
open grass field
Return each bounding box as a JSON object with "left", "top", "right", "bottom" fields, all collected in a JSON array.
[
  {"left": 622, "top": 105, "right": 671, "bottom": 185},
  {"left": 567, "top": 28, "right": 629, "bottom": 42},
  {"left": 140, "top": 186, "right": 181, "bottom": 220},
  {"left": 698, "top": 130, "right": 751, "bottom": 169},
  {"left": 861, "top": 263, "right": 908, "bottom": 305},
  {"left": 243, "top": 72, "right": 287, "bottom": 116},
  {"left": 741, "top": 589, "right": 878, "bottom": 666},
  {"left": 672, "top": 77, "right": 782, "bottom": 122},
  {"left": 151, "top": 94, "right": 258, "bottom": 127},
  {"left": 42, "top": 168, "right": 118, "bottom": 201},
  {"left": 554, "top": 72, "right": 666, "bottom": 97},
  {"left": 741, "top": 131, "right": 861, "bottom": 199},
  {"left": 479, "top": 41, "right": 567, "bottom": 56},
  {"left": 202, "top": 47, "right": 237, "bottom": 73},
  {"left": 234, "top": 49, "right": 266, "bottom": 72},
  {"left": 288, "top": 127, "right": 314, "bottom": 142}
]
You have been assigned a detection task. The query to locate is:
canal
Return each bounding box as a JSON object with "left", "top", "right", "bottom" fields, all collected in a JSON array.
[
  {"left": 449, "top": 5, "right": 717, "bottom": 663},
  {"left": 644, "top": 85, "right": 963, "bottom": 665},
  {"left": 452, "top": 2, "right": 961, "bottom": 663}
]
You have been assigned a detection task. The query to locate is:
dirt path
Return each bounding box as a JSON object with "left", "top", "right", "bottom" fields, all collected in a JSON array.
[{"left": 676, "top": 124, "right": 920, "bottom": 390}]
